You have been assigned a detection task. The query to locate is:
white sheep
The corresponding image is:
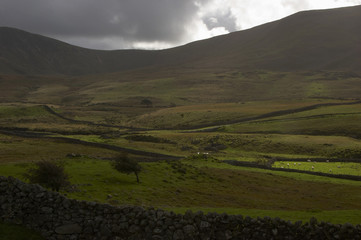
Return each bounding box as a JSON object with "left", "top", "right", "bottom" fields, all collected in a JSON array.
[{"left": 311, "top": 166, "right": 314, "bottom": 171}]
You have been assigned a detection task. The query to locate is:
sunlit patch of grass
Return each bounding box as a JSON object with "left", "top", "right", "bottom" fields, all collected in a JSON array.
[
  {"left": 182, "top": 156, "right": 361, "bottom": 186},
  {"left": 0, "top": 105, "right": 50, "bottom": 118},
  {"left": 274, "top": 161, "right": 361, "bottom": 176}
]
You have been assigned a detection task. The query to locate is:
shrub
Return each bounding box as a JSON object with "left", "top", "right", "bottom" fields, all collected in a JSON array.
[
  {"left": 24, "top": 160, "right": 70, "bottom": 192},
  {"left": 140, "top": 98, "right": 153, "bottom": 107}
]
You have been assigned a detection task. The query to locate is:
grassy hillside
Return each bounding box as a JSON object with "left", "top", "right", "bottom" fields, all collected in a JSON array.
[
  {"left": 0, "top": 27, "right": 162, "bottom": 75},
  {"left": 1, "top": 70, "right": 361, "bottom": 112},
  {"left": 224, "top": 103, "right": 361, "bottom": 139}
]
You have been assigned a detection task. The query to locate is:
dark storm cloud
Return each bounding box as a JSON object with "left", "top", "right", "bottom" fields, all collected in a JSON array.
[
  {"left": 202, "top": 9, "right": 237, "bottom": 32},
  {"left": 0, "top": 0, "right": 210, "bottom": 49}
]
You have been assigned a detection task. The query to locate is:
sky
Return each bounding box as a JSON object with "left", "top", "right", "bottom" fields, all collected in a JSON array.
[{"left": 1, "top": 0, "right": 361, "bottom": 50}]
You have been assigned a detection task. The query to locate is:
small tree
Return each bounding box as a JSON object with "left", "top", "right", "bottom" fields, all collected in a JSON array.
[
  {"left": 111, "top": 153, "right": 141, "bottom": 183},
  {"left": 24, "top": 160, "right": 70, "bottom": 192}
]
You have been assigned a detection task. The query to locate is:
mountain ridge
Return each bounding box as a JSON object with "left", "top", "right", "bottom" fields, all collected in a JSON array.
[{"left": 1, "top": 5, "right": 361, "bottom": 75}]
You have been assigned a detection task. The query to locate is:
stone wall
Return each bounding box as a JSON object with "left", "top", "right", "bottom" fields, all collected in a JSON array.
[{"left": 1, "top": 176, "right": 361, "bottom": 240}]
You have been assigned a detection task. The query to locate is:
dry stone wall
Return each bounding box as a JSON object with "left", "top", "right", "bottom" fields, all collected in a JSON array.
[{"left": 1, "top": 176, "right": 361, "bottom": 240}]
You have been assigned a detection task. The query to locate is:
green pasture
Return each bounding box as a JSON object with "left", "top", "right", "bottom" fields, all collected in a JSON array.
[
  {"left": 223, "top": 103, "right": 361, "bottom": 139},
  {"left": 0, "top": 133, "right": 117, "bottom": 163},
  {"left": 0, "top": 105, "right": 49, "bottom": 118},
  {"left": 64, "top": 130, "right": 361, "bottom": 162},
  {"left": 0, "top": 105, "right": 59, "bottom": 126},
  {"left": 271, "top": 103, "right": 361, "bottom": 119},
  {"left": 2, "top": 97, "right": 361, "bottom": 229},
  {"left": 126, "top": 99, "right": 342, "bottom": 129},
  {"left": 182, "top": 155, "right": 361, "bottom": 186},
  {"left": 153, "top": 132, "right": 361, "bottom": 159},
  {"left": 273, "top": 161, "right": 361, "bottom": 176},
  {"left": 2, "top": 157, "right": 361, "bottom": 219}
]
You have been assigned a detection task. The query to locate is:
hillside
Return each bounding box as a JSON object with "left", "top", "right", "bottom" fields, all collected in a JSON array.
[
  {"left": 0, "top": 5, "right": 361, "bottom": 75},
  {"left": 165, "top": 5, "right": 361, "bottom": 72},
  {"left": 0, "top": 27, "right": 161, "bottom": 75}
]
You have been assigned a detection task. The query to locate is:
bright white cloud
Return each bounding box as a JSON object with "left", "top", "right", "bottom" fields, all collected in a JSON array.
[{"left": 186, "top": 0, "right": 361, "bottom": 45}]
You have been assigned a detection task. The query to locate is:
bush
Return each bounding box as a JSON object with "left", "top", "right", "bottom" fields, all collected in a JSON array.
[
  {"left": 24, "top": 160, "right": 70, "bottom": 192},
  {"left": 140, "top": 99, "right": 153, "bottom": 107}
]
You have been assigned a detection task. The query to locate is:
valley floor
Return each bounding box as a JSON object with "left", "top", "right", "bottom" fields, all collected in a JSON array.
[{"left": 1, "top": 99, "right": 361, "bottom": 227}]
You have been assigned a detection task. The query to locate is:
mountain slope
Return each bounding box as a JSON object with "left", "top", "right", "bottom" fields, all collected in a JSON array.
[
  {"left": 173, "top": 5, "right": 361, "bottom": 71},
  {"left": 0, "top": 27, "right": 161, "bottom": 75},
  {"left": 0, "top": 5, "right": 361, "bottom": 75}
]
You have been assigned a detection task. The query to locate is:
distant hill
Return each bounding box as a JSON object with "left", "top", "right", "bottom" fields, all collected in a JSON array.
[
  {"left": 0, "top": 5, "right": 361, "bottom": 75},
  {"left": 0, "top": 27, "right": 161, "bottom": 75}
]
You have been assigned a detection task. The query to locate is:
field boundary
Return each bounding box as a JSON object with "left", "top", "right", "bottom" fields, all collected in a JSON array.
[
  {"left": 194, "top": 100, "right": 361, "bottom": 131},
  {"left": 223, "top": 160, "right": 361, "bottom": 181},
  {"left": 2, "top": 176, "right": 360, "bottom": 240}
]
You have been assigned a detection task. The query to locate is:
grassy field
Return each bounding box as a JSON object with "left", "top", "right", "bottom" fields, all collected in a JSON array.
[
  {"left": 0, "top": 133, "right": 118, "bottom": 163},
  {"left": 104, "top": 131, "right": 361, "bottom": 160},
  {"left": 223, "top": 103, "right": 361, "bottom": 138},
  {"left": 1, "top": 156, "right": 361, "bottom": 224},
  {"left": 126, "top": 100, "right": 330, "bottom": 129},
  {"left": 273, "top": 161, "right": 361, "bottom": 176},
  {"left": 2, "top": 98, "right": 361, "bottom": 231}
]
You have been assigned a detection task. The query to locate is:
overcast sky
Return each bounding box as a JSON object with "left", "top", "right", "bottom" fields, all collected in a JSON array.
[{"left": 1, "top": 0, "right": 361, "bottom": 50}]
